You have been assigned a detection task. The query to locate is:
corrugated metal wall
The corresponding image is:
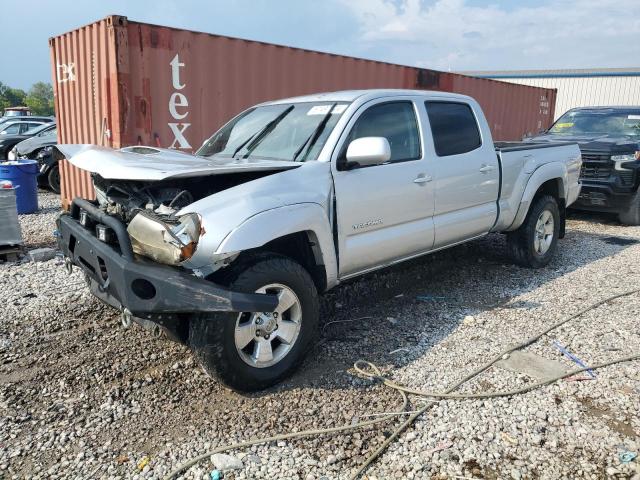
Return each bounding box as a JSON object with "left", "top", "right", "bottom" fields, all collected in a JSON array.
[
  {"left": 122, "top": 20, "right": 414, "bottom": 151},
  {"left": 488, "top": 75, "right": 640, "bottom": 119},
  {"left": 50, "top": 15, "right": 558, "bottom": 208},
  {"left": 50, "top": 17, "right": 121, "bottom": 206}
]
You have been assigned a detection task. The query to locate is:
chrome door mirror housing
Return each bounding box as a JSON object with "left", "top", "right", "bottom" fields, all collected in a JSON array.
[{"left": 345, "top": 137, "right": 391, "bottom": 168}]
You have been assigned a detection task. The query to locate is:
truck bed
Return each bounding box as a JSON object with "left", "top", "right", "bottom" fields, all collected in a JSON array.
[{"left": 492, "top": 141, "right": 582, "bottom": 232}]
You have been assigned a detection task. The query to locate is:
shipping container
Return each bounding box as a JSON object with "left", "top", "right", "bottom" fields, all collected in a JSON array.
[{"left": 50, "top": 15, "right": 557, "bottom": 208}]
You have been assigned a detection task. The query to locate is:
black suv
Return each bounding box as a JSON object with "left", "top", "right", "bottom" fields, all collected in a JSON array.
[{"left": 528, "top": 107, "right": 640, "bottom": 225}]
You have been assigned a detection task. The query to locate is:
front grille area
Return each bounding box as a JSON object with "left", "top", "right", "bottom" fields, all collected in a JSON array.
[{"left": 580, "top": 153, "right": 612, "bottom": 180}]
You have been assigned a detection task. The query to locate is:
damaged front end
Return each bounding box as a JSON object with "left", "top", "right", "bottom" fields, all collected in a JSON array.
[
  {"left": 57, "top": 198, "right": 277, "bottom": 340},
  {"left": 54, "top": 143, "right": 303, "bottom": 338},
  {"left": 87, "top": 175, "right": 207, "bottom": 268}
]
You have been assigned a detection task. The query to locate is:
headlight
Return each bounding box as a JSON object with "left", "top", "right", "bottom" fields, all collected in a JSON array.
[
  {"left": 127, "top": 212, "right": 202, "bottom": 265},
  {"left": 612, "top": 152, "right": 640, "bottom": 170},
  {"left": 611, "top": 154, "right": 637, "bottom": 162}
]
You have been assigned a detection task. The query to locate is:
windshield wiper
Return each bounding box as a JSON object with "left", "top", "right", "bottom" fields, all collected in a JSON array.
[
  {"left": 231, "top": 105, "right": 294, "bottom": 160},
  {"left": 292, "top": 103, "right": 337, "bottom": 162}
]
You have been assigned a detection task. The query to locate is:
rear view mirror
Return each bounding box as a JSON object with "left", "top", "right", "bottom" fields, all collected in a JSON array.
[{"left": 345, "top": 137, "right": 391, "bottom": 168}]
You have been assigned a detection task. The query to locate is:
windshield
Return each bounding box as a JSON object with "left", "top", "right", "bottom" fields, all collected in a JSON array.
[
  {"left": 25, "top": 124, "right": 55, "bottom": 136},
  {"left": 197, "top": 102, "right": 349, "bottom": 161},
  {"left": 549, "top": 109, "right": 640, "bottom": 137}
]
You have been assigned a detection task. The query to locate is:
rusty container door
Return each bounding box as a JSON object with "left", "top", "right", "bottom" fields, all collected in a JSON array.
[
  {"left": 51, "top": 16, "right": 557, "bottom": 208},
  {"left": 50, "top": 16, "right": 125, "bottom": 208}
]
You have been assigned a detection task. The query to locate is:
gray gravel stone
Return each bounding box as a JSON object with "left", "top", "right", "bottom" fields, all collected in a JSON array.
[
  {"left": 210, "top": 453, "right": 243, "bottom": 470},
  {"left": 1, "top": 193, "right": 639, "bottom": 479}
]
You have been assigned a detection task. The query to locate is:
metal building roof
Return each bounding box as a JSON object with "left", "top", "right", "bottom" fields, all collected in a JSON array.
[{"left": 461, "top": 68, "right": 640, "bottom": 79}]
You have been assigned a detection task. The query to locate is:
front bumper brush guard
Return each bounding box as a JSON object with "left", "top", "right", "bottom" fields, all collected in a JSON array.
[{"left": 58, "top": 198, "right": 278, "bottom": 317}]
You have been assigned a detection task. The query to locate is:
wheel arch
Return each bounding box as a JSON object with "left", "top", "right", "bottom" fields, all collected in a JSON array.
[
  {"left": 215, "top": 203, "right": 337, "bottom": 291},
  {"left": 507, "top": 163, "right": 567, "bottom": 233}
]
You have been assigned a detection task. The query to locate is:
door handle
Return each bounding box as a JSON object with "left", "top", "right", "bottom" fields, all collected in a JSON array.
[
  {"left": 479, "top": 164, "right": 496, "bottom": 173},
  {"left": 413, "top": 175, "right": 432, "bottom": 184}
]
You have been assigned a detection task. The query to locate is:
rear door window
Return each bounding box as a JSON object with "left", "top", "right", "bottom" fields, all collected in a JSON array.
[
  {"left": 3, "top": 123, "right": 21, "bottom": 134},
  {"left": 425, "top": 102, "right": 481, "bottom": 157},
  {"left": 346, "top": 101, "right": 421, "bottom": 163}
]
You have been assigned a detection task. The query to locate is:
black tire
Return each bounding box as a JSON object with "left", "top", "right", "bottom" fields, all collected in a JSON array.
[
  {"left": 618, "top": 189, "right": 640, "bottom": 225},
  {"left": 507, "top": 195, "right": 560, "bottom": 268},
  {"left": 47, "top": 164, "right": 61, "bottom": 194},
  {"left": 188, "top": 254, "right": 319, "bottom": 391}
]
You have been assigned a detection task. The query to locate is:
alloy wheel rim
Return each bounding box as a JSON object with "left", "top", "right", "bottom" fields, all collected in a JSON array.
[
  {"left": 234, "top": 283, "right": 302, "bottom": 368},
  {"left": 534, "top": 209, "right": 554, "bottom": 255}
]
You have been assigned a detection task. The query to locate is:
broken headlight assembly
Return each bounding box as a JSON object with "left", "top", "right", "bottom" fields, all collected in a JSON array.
[{"left": 126, "top": 211, "right": 202, "bottom": 265}]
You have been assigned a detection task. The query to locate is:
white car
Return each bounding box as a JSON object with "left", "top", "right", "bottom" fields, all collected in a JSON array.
[{"left": 0, "top": 120, "right": 47, "bottom": 136}]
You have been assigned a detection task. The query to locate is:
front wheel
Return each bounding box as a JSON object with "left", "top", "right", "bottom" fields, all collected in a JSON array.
[
  {"left": 188, "top": 255, "right": 319, "bottom": 391},
  {"left": 47, "top": 164, "right": 61, "bottom": 194},
  {"left": 507, "top": 195, "right": 560, "bottom": 268}
]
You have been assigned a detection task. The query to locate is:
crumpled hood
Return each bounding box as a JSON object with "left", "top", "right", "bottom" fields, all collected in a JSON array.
[
  {"left": 55, "top": 144, "right": 302, "bottom": 180},
  {"left": 528, "top": 133, "right": 640, "bottom": 154},
  {"left": 178, "top": 160, "right": 333, "bottom": 268}
]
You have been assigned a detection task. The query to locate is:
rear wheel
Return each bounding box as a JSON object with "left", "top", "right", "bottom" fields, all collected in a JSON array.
[
  {"left": 618, "top": 190, "right": 640, "bottom": 225},
  {"left": 507, "top": 195, "right": 560, "bottom": 268},
  {"left": 47, "top": 164, "right": 61, "bottom": 194},
  {"left": 188, "top": 254, "right": 319, "bottom": 391}
]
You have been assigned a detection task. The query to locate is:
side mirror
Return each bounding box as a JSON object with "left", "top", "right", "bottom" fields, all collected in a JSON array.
[{"left": 345, "top": 137, "right": 391, "bottom": 169}]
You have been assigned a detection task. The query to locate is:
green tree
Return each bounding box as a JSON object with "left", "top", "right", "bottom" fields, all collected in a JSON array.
[
  {"left": 25, "top": 82, "right": 54, "bottom": 116},
  {"left": 0, "top": 82, "right": 9, "bottom": 111},
  {"left": 0, "top": 82, "right": 27, "bottom": 112},
  {"left": 5, "top": 87, "right": 27, "bottom": 108}
]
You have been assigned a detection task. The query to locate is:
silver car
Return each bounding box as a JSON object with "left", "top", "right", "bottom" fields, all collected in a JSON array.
[{"left": 57, "top": 89, "right": 581, "bottom": 390}]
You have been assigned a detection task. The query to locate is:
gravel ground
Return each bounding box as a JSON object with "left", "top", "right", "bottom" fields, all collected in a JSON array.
[{"left": 1, "top": 191, "right": 639, "bottom": 479}]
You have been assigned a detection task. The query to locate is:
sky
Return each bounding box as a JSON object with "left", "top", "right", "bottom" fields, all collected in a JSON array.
[{"left": 2, "top": 0, "right": 639, "bottom": 90}]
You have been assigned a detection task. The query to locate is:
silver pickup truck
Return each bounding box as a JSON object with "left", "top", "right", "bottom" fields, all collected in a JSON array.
[{"left": 57, "top": 89, "right": 581, "bottom": 390}]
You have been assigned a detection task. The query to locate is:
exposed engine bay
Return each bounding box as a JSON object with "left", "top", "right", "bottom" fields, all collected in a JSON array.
[
  {"left": 91, "top": 170, "right": 280, "bottom": 265},
  {"left": 92, "top": 171, "right": 274, "bottom": 222}
]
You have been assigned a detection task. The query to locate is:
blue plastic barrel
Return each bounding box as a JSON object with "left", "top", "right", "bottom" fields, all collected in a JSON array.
[{"left": 0, "top": 160, "right": 39, "bottom": 214}]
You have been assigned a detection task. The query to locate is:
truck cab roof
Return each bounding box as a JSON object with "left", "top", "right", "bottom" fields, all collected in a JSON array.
[
  {"left": 566, "top": 106, "right": 640, "bottom": 111},
  {"left": 262, "top": 89, "right": 473, "bottom": 106}
]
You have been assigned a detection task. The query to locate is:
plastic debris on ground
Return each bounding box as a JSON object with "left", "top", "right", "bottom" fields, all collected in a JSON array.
[
  {"left": 619, "top": 451, "right": 637, "bottom": 464},
  {"left": 553, "top": 340, "right": 597, "bottom": 378},
  {"left": 137, "top": 456, "right": 150, "bottom": 471}
]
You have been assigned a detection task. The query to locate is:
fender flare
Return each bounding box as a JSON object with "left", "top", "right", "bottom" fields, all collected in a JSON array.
[
  {"left": 216, "top": 203, "right": 338, "bottom": 289},
  {"left": 507, "top": 162, "right": 567, "bottom": 231}
]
